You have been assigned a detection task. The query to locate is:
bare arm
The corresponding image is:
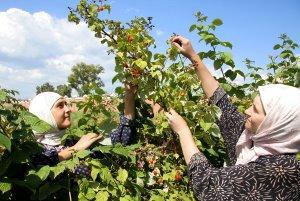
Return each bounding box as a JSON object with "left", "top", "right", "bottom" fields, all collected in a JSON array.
[
  {"left": 165, "top": 109, "right": 200, "bottom": 164},
  {"left": 124, "top": 84, "right": 137, "bottom": 119},
  {"left": 171, "top": 36, "right": 219, "bottom": 98}
]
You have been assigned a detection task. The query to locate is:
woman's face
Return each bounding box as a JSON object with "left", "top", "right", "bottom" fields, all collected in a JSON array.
[
  {"left": 51, "top": 98, "right": 71, "bottom": 129},
  {"left": 244, "top": 95, "right": 266, "bottom": 134}
]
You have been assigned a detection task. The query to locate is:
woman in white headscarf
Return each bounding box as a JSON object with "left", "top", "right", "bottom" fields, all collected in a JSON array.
[
  {"left": 29, "top": 84, "right": 137, "bottom": 172},
  {"left": 158, "top": 35, "right": 300, "bottom": 200}
]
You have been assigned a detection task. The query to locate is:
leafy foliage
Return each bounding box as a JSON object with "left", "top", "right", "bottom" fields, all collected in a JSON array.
[
  {"left": 68, "top": 62, "right": 105, "bottom": 96},
  {"left": 56, "top": 84, "right": 72, "bottom": 97},
  {"left": 0, "top": 0, "right": 299, "bottom": 200},
  {"left": 36, "top": 82, "right": 55, "bottom": 94}
]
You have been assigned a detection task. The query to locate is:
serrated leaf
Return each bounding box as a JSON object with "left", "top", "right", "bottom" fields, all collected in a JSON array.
[
  {"left": 96, "top": 191, "right": 110, "bottom": 201},
  {"left": 117, "top": 168, "right": 128, "bottom": 183}
]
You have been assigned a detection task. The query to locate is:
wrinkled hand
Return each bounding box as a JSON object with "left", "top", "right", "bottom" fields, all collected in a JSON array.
[
  {"left": 165, "top": 109, "right": 189, "bottom": 135},
  {"left": 145, "top": 99, "right": 162, "bottom": 115},
  {"left": 171, "top": 35, "right": 197, "bottom": 60},
  {"left": 73, "top": 133, "right": 103, "bottom": 151}
]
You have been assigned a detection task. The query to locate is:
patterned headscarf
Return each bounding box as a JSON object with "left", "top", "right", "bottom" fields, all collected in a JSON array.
[
  {"left": 29, "top": 92, "right": 64, "bottom": 146},
  {"left": 236, "top": 84, "right": 300, "bottom": 165}
]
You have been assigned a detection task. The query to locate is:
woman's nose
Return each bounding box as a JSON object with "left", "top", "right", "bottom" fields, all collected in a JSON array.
[
  {"left": 244, "top": 108, "right": 251, "bottom": 118},
  {"left": 65, "top": 104, "right": 71, "bottom": 113}
]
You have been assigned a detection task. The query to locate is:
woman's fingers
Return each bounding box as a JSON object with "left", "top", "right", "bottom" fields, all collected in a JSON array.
[
  {"left": 145, "top": 99, "right": 154, "bottom": 106},
  {"left": 95, "top": 134, "right": 103, "bottom": 141}
]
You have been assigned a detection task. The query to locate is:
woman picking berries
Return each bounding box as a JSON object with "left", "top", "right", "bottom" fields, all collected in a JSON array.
[
  {"left": 162, "top": 35, "right": 300, "bottom": 200},
  {"left": 29, "top": 84, "right": 137, "bottom": 176}
]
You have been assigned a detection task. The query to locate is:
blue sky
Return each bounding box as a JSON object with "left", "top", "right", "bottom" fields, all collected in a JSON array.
[{"left": 0, "top": 0, "right": 299, "bottom": 99}]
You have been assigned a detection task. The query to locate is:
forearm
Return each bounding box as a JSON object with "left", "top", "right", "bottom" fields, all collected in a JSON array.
[
  {"left": 190, "top": 54, "right": 219, "bottom": 99},
  {"left": 177, "top": 127, "right": 201, "bottom": 164},
  {"left": 124, "top": 92, "right": 135, "bottom": 119}
]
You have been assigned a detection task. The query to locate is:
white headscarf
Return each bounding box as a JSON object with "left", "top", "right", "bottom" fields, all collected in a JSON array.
[
  {"left": 236, "top": 84, "right": 300, "bottom": 165},
  {"left": 29, "top": 92, "right": 64, "bottom": 146}
]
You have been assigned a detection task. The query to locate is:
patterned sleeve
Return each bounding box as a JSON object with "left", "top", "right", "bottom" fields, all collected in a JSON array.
[
  {"left": 31, "top": 144, "right": 60, "bottom": 166},
  {"left": 209, "top": 87, "right": 246, "bottom": 165},
  {"left": 109, "top": 114, "right": 135, "bottom": 145},
  {"left": 187, "top": 152, "right": 252, "bottom": 200}
]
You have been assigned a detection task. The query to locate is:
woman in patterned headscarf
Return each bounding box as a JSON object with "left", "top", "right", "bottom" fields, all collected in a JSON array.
[{"left": 162, "top": 35, "right": 300, "bottom": 200}]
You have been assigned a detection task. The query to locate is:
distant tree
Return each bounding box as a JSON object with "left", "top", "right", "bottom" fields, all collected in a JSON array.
[
  {"left": 68, "top": 62, "right": 104, "bottom": 96},
  {"left": 36, "top": 82, "right": 55, "bottom": 94},
  {"left": 56, "top": 84, "right": 72, "bottom": 97}
]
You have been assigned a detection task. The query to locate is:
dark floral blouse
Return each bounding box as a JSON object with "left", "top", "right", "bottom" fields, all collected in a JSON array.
[
  {"left": 32, "top": 114, "right": 135, "bottom": 173},
  {"left": 188, "top": 87, "right": 300, "bottom": 201}
]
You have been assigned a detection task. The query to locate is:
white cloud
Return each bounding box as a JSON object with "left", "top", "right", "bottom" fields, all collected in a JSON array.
[{"left": 0, "top": 8, "right": 116, "bottom": 99}]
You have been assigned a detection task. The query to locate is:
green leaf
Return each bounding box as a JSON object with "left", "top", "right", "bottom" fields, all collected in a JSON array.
[
  {"left": 135, "top": 59, "right": 147, "bottom": 70},
  {"left": 100, "top": 167, "right": 113, "bottom": 184},
  {"left": 207, "top": 148, "right": 219, "bottom": 157},
  {"left": 0, "top": 133, "right": 11, "bottom": 151},
  {"left": 50, "top": 165, "right": 65, "bottom": 179},
  {"left": 214, "top": 59, "right": 223, "bottom": 70},
  {"left": 212, "top": 18, "right": 223, "bottom": 26},
  {"left": 36, "top": 165, "right": 51, "bottom": 181},
  {"left": 222, "top": 52, "right": 233, "bottom": 63},
  {"left": 200, "top": 119, "right": 212, "bottom": 132},
  {"left": 20, "top": 111, "right": 52, "bottom": 133},
  {"left": 189, "top": 24, "right": 197, "bottom": 32},
  {"left": 91, "top": 167, "right": 100, "bottom": 181},
  {"left": 273, "top": 44, "right": 281, "bottom": 50},
  {"left": 117, "top": 168, "right": 128, "bottom": 184},
  {"left": 221, "top": 42, "right": 233, "bottom": 49},
  {"left": 0, "top": 182, "right": 11, "bottom": 194},
  {"left": 85, "top": 187, "right": 96, "bottom": 200},
  {"left": 224, "top": 69, "right": 237, "bottom": 81},
  {"left": 96, "top": 191, "right": 110, "bottom": 201},
  {"left": 236, "top": 70, "right": 245, "bottom": 79},
  {"left": 75, "top": 150, "right": 91, "bottom": 159},
  {"left": 0, "top": 90, "right": 7, "bottom": 101}
]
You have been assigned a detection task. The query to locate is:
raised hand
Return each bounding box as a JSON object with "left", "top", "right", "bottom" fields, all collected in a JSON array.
[
  {"left": 164, "top": 109, "right": 189, "bottom": 135},
  {"left": 171, "top": 35, "right": 197, "bottom": 60}
]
